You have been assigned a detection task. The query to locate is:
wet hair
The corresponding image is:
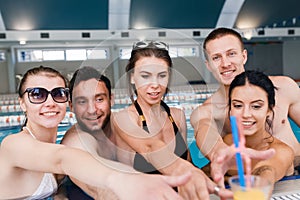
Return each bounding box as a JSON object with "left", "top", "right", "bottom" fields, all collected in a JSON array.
[
  {"left": 203, "top": 27, "right": 244, "bottom": 60},
  {"left": 18, "top": 65, "right": 68, "bottom": 128},
  {"left": 125, "top": 43, "right": 172, "bottom": 102},
  {"left": 228, "top": 70, "right": 276, "bottom": 135},
  {"left": 69, "top": 66, "right": 111, "bottom": 102}
]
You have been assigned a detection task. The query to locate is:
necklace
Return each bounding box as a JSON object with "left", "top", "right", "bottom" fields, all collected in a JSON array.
[{"left": 23, "top": 126, "right": 37, "bottom": 139}]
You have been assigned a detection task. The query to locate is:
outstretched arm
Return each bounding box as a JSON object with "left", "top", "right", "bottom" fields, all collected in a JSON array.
[
  {"left": 190, "top": 103, "right": 228, "bottom": 161},
  {"left": 61, "top": 125, "right": 136, "bottom": 199},
  {"left": 112, "top": 109, "right": 232, "bottom": 200},
  {"left": 2, "top": 133, "right": 191, "bottom": 200}
]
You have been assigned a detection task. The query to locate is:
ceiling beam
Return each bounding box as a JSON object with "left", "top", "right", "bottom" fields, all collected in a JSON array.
[
  {"left": 0, "top": 11, "right": 6, "bottom": 30},
  {"left": 216, "top": 0, "right": 245, "bottom": 28},
  {"left": 108, "top": 0, "right": 131, "bottom": 30}
]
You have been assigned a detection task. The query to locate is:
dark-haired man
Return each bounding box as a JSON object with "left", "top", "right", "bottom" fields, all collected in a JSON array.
[{"left": 62, "top": 66, "right": 193, "bottom": 200}]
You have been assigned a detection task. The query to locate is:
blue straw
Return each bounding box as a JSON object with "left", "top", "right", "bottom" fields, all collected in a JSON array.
[{"left": 230, "top": 116, "right": 246, "bottom": 187}]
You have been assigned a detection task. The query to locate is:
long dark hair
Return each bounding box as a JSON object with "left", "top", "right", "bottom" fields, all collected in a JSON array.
[{"left": 228, "top": 70, "right": 276, "bottom": 135}]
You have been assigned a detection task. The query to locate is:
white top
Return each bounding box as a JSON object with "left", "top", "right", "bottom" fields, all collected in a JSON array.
[
  {"left": 24, "top": 173, "right": 58, "bottom": 200},
  {"left": 23, "top": 127, "right": 58, "bottom": 199}
]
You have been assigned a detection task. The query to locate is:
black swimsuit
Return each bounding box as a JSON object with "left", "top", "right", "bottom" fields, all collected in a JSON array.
[{"left": 133, "top": 100, "right": 188, "bottom": 174}]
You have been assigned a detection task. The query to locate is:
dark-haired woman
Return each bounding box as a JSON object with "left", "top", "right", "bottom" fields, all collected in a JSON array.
[
  {"left": 113, "top": 41, "right": 232, "bottom": 200},
  {"left": 224, "top": 70, "right": 294, "bottom": 193}
]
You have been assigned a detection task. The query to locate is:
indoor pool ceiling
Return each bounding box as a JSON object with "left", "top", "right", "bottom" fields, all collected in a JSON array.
[{"left": 0, "top": 0, "right": 299, "bottom": 31}]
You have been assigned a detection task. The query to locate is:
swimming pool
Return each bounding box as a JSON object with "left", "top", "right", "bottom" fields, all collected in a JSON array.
[
  {"left": 0, "top": 90, "right": 209, "bottom": 145},
  {"left": 0, "top": 111, "right": 76, "bottom": 144},
  {"left": 0, "top": 89, "right": 299, "bottom": 169},
  {"left": 0, "top": 91, "right": 212, "bottom": 168},
  {"left": 0, "top": 106, "right": 199, "bottom": 143}
]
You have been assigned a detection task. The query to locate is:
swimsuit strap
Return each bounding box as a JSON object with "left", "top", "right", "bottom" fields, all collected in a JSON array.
[
  {"left": 134, "top": 100, "right": 149, "bottom": 133},
  {"left": 160, "top": 101, "right": 188, "bottom": 160},
  {"left": 134, "top": 100, "right": 179, "bottom": 134},
  {"left": 23, "top": 126, "right": 37, "bottom": 139},
  {"left": 160, "top": 100, "right": 179, "bottom": 134},
  {"left": 133, "top": 100, "right": 188, "bottom": 174}
]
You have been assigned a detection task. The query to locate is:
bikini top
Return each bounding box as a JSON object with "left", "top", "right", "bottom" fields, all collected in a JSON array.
[
  {"left": 24, "top": 173, "right": 58, "bottom": 200},
  {"left": 23, "top": 127, "right": 58, "bottom": 199},
  {"left": 133, "top": 100, "right": 188, "bottom": 174}
]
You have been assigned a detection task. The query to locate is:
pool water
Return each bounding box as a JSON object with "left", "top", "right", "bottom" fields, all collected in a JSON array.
[
  {"left": 0, "top": 110, "right": 76, "bottom": 144},
  {"left": 0, "top": 124, "right": 72, "bottom": 144},
  {"left": 290, "top": 118, "right": 300, "bottom": 142}
]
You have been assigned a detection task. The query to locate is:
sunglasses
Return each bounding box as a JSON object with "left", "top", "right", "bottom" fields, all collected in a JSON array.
[
  {"left": 132, "top": 41, "right": 169, "bottom": 51},
  {"left": 22, "top": 87, "right": 69, "bottom": 104}
]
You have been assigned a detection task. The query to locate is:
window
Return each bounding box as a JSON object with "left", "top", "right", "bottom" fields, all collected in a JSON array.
[
  {"left": 18, "top": 50, "right": 43, "bottom": 62},
  {"left": 87, "top": 49, "right": 108, "bottom": 59},
  {"left": 17, "top": 48, "right": 109, "bottom": 62},
  {"left": 0, "top": 51, "right": 6, "bottom": 62},
  {"left": 119, "top": 46, "right": 198, "bottom": 59},
  {"left": 65, "top": 49, "right": 108, "bottom": 60},
  {"left": 119, "top": 48, "right": 132, "bottom": 59},
  {"left": 66, "top": 49, "right": 86, "bottom": 61},
  {"left": 43, "top": 50, "right": 65, "bottom": 61},
  {"left": 169, "top": 48, "right": 178, "bottom": 58},
  {"left": 170, "top": 47, "right": 198, "bottom": 58}
]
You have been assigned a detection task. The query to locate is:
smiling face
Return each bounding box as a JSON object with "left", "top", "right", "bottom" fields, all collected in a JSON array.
[
  {"left": 20, "top": 74, "right": 68, "bottom": 129},
  {"left": 230, "top": 83, "right": 271, "bottom": 136},
  {"left": 131, "top": 56, "right": 169, "bottom": 105},
  {"left": 71, "top": 78, "right": 112, "bottom": 133},
  {"left": 205, "top": 35, "right": 247, "bottom": 86}
]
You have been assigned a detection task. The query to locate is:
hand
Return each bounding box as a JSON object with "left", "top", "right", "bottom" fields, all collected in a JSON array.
[
  {"left": 177, "top": 164, "right": 232, "bottom": 200},
  {"left": 210, "top": 144, "right": 275, "bottom": 186},
  {"left": 114, "top": 172, "right": 192, "bottom": 200}
]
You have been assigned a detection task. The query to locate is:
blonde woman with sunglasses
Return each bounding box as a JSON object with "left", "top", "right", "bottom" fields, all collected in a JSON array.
[{"left": 0, "top": 65, "right": 194, "bottom": 200}]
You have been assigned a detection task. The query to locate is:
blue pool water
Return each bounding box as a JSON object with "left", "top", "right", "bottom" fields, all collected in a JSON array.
[
  {"left": 290, "top": 118, "right": 300, "bottom": 142},
  {"left": 0, "top": 124, "right": 72, "bottom": 144}
]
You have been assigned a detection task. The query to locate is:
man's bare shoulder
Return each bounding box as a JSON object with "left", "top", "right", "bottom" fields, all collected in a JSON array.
[
  {"left": 191, "top": 91, "right": 225, "bottom": 116},
  {"left": 269, "top": 75, "right": 299, "bottom": 89},
  {"left": 190, "top": 90, "right": 228, "bottom": 126},
  {"left": 269, "top": 75, "right": 300, "bottom": 104},
  {"left": 62, "top": 125, "right": 80, "bottom": 143},
  {"left": 62, "top": 125, "right": 95, "bottom": 149},
  {"left": 190, "top": 97, "right": 214, "bottom": 126}
]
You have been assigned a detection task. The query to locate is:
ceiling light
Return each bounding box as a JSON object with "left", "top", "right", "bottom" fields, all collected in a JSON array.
[
  {"left": 19, "top": 40, "right": 26, "bottom": 45},
  {"left": 242, "top": 29, "right": 253, "bottom": 40}
]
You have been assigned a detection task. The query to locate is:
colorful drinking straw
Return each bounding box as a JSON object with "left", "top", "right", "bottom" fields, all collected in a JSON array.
[{"left": 230, "top": 116, "right": 246, "bottom": 187}]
